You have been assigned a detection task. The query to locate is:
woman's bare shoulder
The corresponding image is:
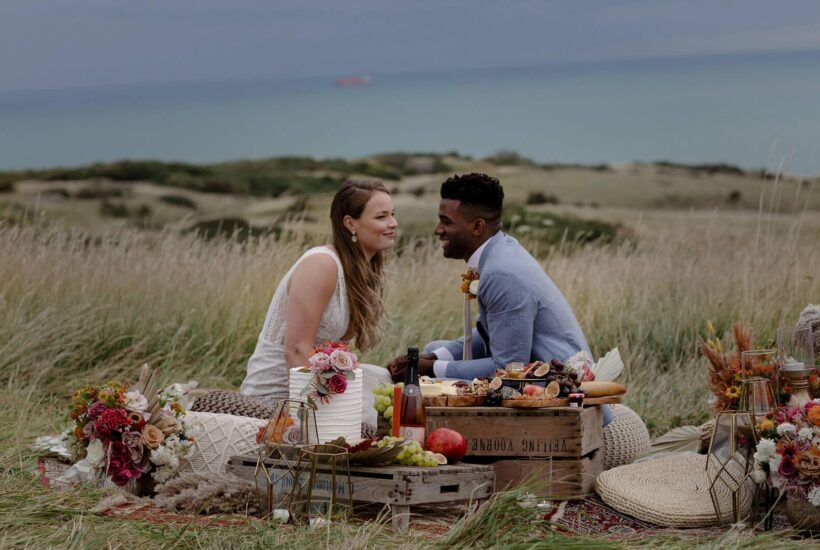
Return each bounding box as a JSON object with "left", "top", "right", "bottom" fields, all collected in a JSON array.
[{"left": 290, "top": 250, "right": 339, "bottom": 287}]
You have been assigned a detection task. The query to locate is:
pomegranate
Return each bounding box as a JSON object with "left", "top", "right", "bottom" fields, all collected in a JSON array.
[
  {"left": 425, "top": 428, "right": 468, "bottom": 463},
  {"left": 523, "top": 384, "right": 545, "bottom": 396}
]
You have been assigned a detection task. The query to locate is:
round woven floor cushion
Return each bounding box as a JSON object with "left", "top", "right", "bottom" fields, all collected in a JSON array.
[
  {"left": 190, "top": 390, "right": 276, "bottom": 419},
  {"left": 601, "top": 404, "right": 651, "bottom": 470},
  {"left": 595, "top": 454, "right": 752, "bottom": 528}
]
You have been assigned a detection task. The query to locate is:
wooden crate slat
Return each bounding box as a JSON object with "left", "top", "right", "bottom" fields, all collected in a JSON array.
[
  {"left": 227, "top": 456, "right": 495, "bottom": 507},
  {"left": 427, "top": 406, "right": 602, "bottom": 458},
  {"left": 491, "top": 451, "right": 602, "bottom": 500}
]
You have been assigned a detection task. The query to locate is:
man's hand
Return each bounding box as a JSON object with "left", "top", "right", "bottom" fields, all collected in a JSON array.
[
  {"left": 387, "top": 352, "right": 438, "bottom": 382},
  {"left": 418, "top": 353, "right": 436, "bottom": 377},
  {"left": 387, "top": 354, "right": 407, "bottom": 383}
]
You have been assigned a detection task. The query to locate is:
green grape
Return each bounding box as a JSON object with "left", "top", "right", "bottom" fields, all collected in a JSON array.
[{"left": 383, "top": 405, "right": 393, "bottom": 420}]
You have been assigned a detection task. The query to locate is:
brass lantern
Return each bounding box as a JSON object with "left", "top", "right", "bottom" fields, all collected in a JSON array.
[{"left": 705, "top": 410, "right": 757, "bottom": 525}]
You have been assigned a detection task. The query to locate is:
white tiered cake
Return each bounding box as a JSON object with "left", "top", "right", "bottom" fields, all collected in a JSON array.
[{"left": 288, "top": 368, "right": 362, "bottom": 443}]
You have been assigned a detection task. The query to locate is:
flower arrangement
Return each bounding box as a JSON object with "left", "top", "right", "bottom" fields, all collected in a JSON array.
[
  {"left": 67, "top": 374, "right": 196, "bottom": 487},
  {"left": 460, "top": 269, "right": 479, "bottom": 299},
  {"left": 752, "top": 401, "right": 820, "bottom": 506},
  {"left": 699, "top": 321, "right": 781, "bottom": 410},
  {"left": 297, "top": 341, "right": 358, "bottom": 405}
]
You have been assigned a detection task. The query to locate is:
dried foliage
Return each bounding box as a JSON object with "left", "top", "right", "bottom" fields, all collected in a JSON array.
[
  {"left": 154, "top": 472, "right": 258, "bottom": 516},
  {"left": 699, "top": 321, "right": 756, "bottom": 412}
]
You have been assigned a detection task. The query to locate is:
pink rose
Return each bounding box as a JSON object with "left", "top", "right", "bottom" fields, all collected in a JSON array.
[
  {"left": 326, "top": 373, "right": 348, "bottom": 394},
  {"left": 121, "top": 430, "right": 145, "bottom": 465},
  {"left": 282, "top": 425, "right": 302, "bottom": 446},
  {"left": 329, "top": 349, "right": 357, "bottom": 372},
  {"left": 786, "top": 483, "right": 808, "bottom": 501},
  {"left": 309, "top": 352, "right": 331, "bottom": 373}
]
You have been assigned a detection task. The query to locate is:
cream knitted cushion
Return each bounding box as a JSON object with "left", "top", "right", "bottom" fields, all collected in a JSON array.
[
  {"left": 595, "top": 454, "right": 752, "bottom": 528},
  {"left": 179, "top": 411, "right": 265, "bottom": 477},
  {"left": 602, "top": 404, "right": 651, "bottom": 470}
]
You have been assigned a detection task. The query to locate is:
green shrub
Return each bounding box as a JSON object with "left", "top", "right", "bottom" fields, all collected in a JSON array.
[
  {"left": 158, "top": 194, "right": 197, "bottom": 209},
  {"left": 505, "top": 209, "right": 620, "bottom": 248},
  {"left": 99, "top": 200, "right": 129, "bottom": 218},
  {"left": 75, "top": 185, "right": 125, "bottom": 199},
  {"left": 526, "top": 192, "right": 559, "bottom": 205}
]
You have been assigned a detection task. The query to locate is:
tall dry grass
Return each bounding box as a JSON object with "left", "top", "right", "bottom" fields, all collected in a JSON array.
[{"left": 0, "top": 203, "right": 818, "bottom": 547}]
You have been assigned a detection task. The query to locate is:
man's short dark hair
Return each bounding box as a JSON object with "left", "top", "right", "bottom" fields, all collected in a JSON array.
[{"left": 440, "top": 173, "right": 504, "bottom": 222}]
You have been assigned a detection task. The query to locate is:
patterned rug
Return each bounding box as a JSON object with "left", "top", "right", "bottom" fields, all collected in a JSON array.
[
  {"left": 37, "top": 457, "right": 791, "bottom": 538},
  {"left": 552, "top": 495, "right": 790, "bottom": 539}
]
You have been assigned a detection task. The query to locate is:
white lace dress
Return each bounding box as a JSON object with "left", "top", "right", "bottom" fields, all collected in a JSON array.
[{"left": 240, "top": 246, "right": 390, "bottom": 428}]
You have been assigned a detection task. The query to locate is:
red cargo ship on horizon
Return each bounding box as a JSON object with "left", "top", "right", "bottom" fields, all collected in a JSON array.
[{"left": 335, "top": 76, "right": 370, "bottom": 87}]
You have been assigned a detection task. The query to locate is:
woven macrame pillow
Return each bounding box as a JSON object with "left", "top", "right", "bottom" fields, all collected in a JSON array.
[
  {"left": 595, "top": 454, "right": 752, "bottom": 528},
  {"left": 179, "top": 411, "right": 265, "bottom": 477},
  {"left": 601, "top": 404, "right": 651, "bottom": 470},
  {"left": 189, "top": 390, "right": 276, "bottom": 419}
]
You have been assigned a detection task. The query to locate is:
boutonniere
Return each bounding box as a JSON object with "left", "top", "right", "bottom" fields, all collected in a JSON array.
[{"left": 460, "top": 270, "right": 479, "bottom": 299}]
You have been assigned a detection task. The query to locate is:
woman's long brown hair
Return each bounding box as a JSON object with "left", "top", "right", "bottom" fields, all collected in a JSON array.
[{"left": 330, "top": 178, "right": 390, "bottom": 351}]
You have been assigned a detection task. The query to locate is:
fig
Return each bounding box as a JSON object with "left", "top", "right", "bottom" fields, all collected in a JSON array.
[
  {"left": 545, "top": 381, "right": 561, "bottom": 398},
  {"left": 489, "top": 377, "right": 503, "bottom": 391},
  {"left": 533, "top": 362, "right": 551, "bottom": 377}
]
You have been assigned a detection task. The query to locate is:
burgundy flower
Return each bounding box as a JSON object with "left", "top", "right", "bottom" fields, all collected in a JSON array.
[
  {"left": 779, "top": 457, "right": 798, "bottom": 478},
  {"left": 128, "top": 411, "right": 146, "bottom": 431},
  {"left": 94, "top": 408, "right": 131, "bottom": 438},
  {"left": 326, "top": 373, "right": 348, "bottom": 394},
  {"left": 86, "top": 401, "right": 109, "bottom": 419},
  {"left": 110, "top": 467, "right": 140, "bottom": 487}
]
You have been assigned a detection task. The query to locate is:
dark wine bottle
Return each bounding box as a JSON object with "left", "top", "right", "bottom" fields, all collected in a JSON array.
[{"left": 399, "top": 347, "right": 426, "bottom": 445}]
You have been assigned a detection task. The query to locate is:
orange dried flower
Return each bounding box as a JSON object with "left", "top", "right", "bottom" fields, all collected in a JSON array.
[
  {"left": 807, "top": 406, "right": 820, "bottom": 426},
  {"left": 757, "top": 419, "right": 774, "bottom": 432},
  {"left": 256, "top": 416, "right": 295, "bottom": 445}
]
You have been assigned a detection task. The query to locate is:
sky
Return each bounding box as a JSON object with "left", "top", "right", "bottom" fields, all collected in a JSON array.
[{"left": 2, "top": 0, "right": 820, "bottom": 93}]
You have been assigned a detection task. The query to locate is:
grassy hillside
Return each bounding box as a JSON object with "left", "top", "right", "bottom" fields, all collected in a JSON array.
[{"left": 1, "top": 154, "right": 819, "bottom": 547}]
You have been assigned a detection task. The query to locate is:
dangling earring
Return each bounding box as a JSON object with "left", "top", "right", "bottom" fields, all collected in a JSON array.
[{"left": 351, "top": 232, "right": 358, "bottom": 243}]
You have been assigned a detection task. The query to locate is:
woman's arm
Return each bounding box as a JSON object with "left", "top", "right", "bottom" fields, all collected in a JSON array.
[{"left": 283, "top": 253, "right": 339, "bottom": 370}]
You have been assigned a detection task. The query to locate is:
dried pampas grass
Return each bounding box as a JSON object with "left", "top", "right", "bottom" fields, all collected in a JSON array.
[{"left": 154, "top": 472, "right": 259, "bottom": 516}]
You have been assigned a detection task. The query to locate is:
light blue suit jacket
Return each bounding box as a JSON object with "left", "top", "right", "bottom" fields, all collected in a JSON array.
[{"left": 429, "top": 232, "right": 590, "bottom": 380}]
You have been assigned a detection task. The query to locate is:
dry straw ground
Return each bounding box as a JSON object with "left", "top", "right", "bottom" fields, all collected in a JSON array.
[{"left": 1, "top": 164, "right": 818, "bottom": 548}]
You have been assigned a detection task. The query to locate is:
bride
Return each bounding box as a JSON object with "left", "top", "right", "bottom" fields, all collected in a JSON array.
[{"left": 240, "top": 178, "right": 395, "bottom": 431}]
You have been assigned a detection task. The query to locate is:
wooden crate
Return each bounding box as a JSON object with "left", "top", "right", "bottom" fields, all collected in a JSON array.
[
  {"left": 226, "top": 454, "right": 494, "bottom": 530},
  {"left": 426, "top": 405, "right": 604, "bottom": 498},
  {"left": 491, "top": 450, "right": 602, "bottom": 499},
  {"left": 426, "top": 405, "right": 603, "bottom": 458}
]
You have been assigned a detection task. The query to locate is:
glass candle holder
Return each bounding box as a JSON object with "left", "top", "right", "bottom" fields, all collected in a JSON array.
[{"left": 738, "top": 377, "right": 776, "bottom": 424}]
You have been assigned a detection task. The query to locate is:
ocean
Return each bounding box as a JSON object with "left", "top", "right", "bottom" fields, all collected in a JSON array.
[{"left": 1, "top": 50, "right": 819, "bottom": 175}]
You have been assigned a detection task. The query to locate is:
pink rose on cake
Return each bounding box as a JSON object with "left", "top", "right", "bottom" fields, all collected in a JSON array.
[
  {"left": 301, "top": 341, "right": 359, "bottom": 404},
  {"left": 330, "top": 348, "right": 358, "bottom": 372},
  {"left": 309, "top": 352, "right": 332, "bottom": 373}
]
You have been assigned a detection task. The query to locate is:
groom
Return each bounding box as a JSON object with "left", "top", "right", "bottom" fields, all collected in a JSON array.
[{"left": 388, "top": 172, "right": 591, "bottom": 382}]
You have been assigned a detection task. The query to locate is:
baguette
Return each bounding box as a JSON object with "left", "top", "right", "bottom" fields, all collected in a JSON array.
[{"left": 579, "top": 381, "right": 626, "bottom": 397}]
